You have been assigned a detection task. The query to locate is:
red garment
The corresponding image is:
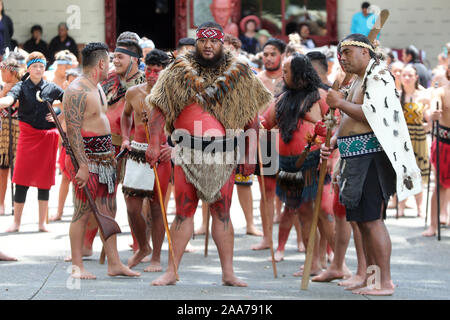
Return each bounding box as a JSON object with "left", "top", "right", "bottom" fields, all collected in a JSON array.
[
  {"left": 431, "top": 139, "right": 450, "bottom": 188},
  {"left": 12, "top": 121, "right": 59, "bottom": 189},
  {"left": 333, "top": 186, "right": 346, "bottom": 219},
  {"left": 58, "top": 146, "right": 70, "bottom": 179}
]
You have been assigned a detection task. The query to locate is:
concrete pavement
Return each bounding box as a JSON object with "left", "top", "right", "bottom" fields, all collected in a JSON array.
[{"left": 0, "top": 173, "right": 449, "bottom": 301}]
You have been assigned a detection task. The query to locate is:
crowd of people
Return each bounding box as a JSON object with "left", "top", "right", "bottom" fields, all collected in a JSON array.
[{"left": 0, "top": 2, "right": 449, "bottom": 297}]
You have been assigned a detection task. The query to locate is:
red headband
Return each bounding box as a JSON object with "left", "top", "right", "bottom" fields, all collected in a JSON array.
[{"left": 196, "top": 28, "right": 224, "bottom": 43}]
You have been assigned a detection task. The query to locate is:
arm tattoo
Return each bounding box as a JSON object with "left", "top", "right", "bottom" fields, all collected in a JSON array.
[
  {"left": 64, "top": 84, "right": 90, "bottom": 166},
  {"left": 148, "top": 107, "right": 165, "bottom": 145}
]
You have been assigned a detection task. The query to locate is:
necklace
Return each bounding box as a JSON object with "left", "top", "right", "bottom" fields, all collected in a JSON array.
[{"left": 266, "top": 71, "right": 281, "bottom": 84}]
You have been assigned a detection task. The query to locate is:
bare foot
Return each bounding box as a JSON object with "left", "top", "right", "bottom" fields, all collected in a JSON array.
[
  {"left": 128, "top": 246, "right": 152, "bottom": 268},
  {"left": 49, "top": 214, "right": 63, "bottom": 222},
  {"left": 352, "top": 284, "right": 395, "bottom": 296},
  {"left": 144, "top": 261, "right": 163, "bottom": 272},
  {"left": 297, "top": 241, "right": 305, "bottom": 253},
  {"left": 273, "top": 213, "right": 281, "bottom": 224},
  {"left": 0, "top": 251, "right": 17, "bottom": 261},
  {"left": 251, "top": 240, "right": 270, "bottom": 250},
  {"left": 152, "top": 271, "right": 177, "bottom": 286},
  {"left": 194, "top": 226, "right": 206, "bottom": 236},
  {"left": 71, "top": 267, "right": 97, "bottom": 280},
  {"left": 293, "top": 267, "right": 322, "bottom": 277},
  {"left": 422, "top": 227, "right": 436, "bottom": 237},
  {"left": 64, "top": 247, "right": 94, "bottom": 262},
  {"left": 0, "top": 204, "right": 5, "bottom": 215},
  {"left": 312, "top": 268, "right": 351, "bottom": 282},
  {"left": 38, "top": 225, "right": 49, "bottom": 232},
  {"left": 222, "top": 275, "right": 248, "bottom": 287},
  {"left": 274, "top": 250, "right": 284, "bottom": 262},
  {"left": 338, "top": 275, "right": 366, "bottom": 290},
  {"left": 108, "top": 263, "right": 141, "bottom": 277},
  {"left": 185, "top": 242, "right": 196, "bottom": 253},
  {"left": 246, "top": 226, "right": 263, "bottom": 236},
  {"left": 5, "top": 223, "right": 20, "bottom": 233}
]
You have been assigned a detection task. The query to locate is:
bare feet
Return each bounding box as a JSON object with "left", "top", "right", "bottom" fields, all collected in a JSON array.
[
  {"left": 273, "top": 213, "right": 281, "bottom": 224},
  {"left": 0, "top": 251, "right": 17, "bottom": 261},
  {"left": 152, "top": 271, "right": 177, "bottom": 286},
  {"left": 312, "top": 267, "right": 352, "bottom": 282},
  {"left": 246, "top": 226, "right": 263, "bottom": 236},
  {"left": 297, "top": 241, "right": 305, "bottom": 253},
  {"left": 222, "top": 275, "right": 248, "bottom": 287},
  {"left": 251, "top": 240, "right": 270, "bottom": 250},
  {"left": 5, "top": 223, "right": 20, "bottom": 233},
  {"left": 108, "top": 263, "right": 141, "bottom": 277},
  {"left": 64, "top": 247, "right": 94, "bottom": 262},
  {"left": 38, "top": 225, "right": 49, "bottom": 232},
  {"left": 49, "top": 214, "right": 63, "bottom": 222},
  {"left": 194, "top": 226, "right": 206, "bottom": 236},
  {"left": 293, "top": 266, "right": 322, "bottom": 277},
  {"left": 71, "top": 266, "right": 97, "bottom": 280},
  {"left": 338, "top": 275, "right": 366, "bottom": 290},
  {"left": 144, "top": 261, "right": 163, "bottom": 272},
  {"left": 274, "top": 250, "right": 284, "bottom": 262},
  {"left": 185, "top": 242, "right": 196, "bottom": 253},
  {"left": 422, "top": 227, "right": 436, "bottom": 237},
  {"left": 352, "top": 283, "right": 395, "bottom": 296},
  {"left": 128, "top": 246, "right": 152, "bottom": 268}
]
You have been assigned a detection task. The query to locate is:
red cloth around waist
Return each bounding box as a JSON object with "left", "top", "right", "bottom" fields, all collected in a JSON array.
[{"left": 12, "top": 121, "right": 59, "bottom": 189}]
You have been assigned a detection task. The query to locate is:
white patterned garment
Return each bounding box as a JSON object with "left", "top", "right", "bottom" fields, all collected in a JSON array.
[
  {"left": 122, "top": 141, "right": 155, "bottom": 192},
  {"left": 360, "top": 59, "right": 422, "bottom": 202}
]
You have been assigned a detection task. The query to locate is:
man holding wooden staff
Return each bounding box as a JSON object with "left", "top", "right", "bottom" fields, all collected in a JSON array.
[
  {"left": 144, "top": 21, "right": 272, "bottom": 286},
  {"left": 64, "top": 42, "right": 140, "bottom": 280},
  {"left": 321, "top": 34, "right": 421, "bottom": 296}
]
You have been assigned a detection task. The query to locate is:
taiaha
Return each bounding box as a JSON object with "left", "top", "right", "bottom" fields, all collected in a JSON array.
[
  {"left": 425, "top": 83, "right": 440, "bottom": 228},
  {"left": 301, "top": 80, "right": 338, "bottom": 290},
  {"left": 435, "top": 100, "right": 441, "bottom": 241},
  {"left": 142, "top": 110, "right": 179, "bottom": 280},
  {"left": 301, "top": 9, "right": 390, "bottom": 290},
  {"left": 258, "top": 121, "right": 277, "bottom": 278},
  {"left": 36, "top": 91, "right": 121, "bottom": 240},
  {"left": 8, "top": 105, "right": 14, "bottom": 216}
]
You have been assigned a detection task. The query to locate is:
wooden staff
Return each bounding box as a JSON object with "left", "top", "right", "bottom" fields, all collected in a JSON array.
[
  {"left": 425, "top": 83, "right": 440, "bottom": 227},
  {"left": 37, "top": 91, "right": 121, "bottom": 240},
  {"left": 301, "top": 82, "right": 337, "bottom": 290},
  {"left": 301, "top": 10, "right": 390, "bottom": 290},
  {"left": 258, "top": 123, "right": 277, "bottom": 278},
  {"left": 435, "top": 101, "right": 441, "bottom": 241},
  {"left": 142, "top": 111, "right": 179, "bottom": 280},
  {"left": 99, "top": 149, "right": 128, "bottom": 265},
  {"left": 204, "top": 206, "right": 210, "bottom": 257},
  {"left": 8, "top": 105, "right": 14, "bottom": 216}
]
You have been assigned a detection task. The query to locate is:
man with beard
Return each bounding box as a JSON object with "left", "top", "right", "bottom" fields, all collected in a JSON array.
[
  {"left": 261, "top": 53, "right": 334, "bottom": 276},
  {"left": 251, "top": 38, "right": 286, "bottom": 251},
  {"left": 145, "top": 22, "right": 272, "bottom": 286},
  {"left": 76, "top": 32, "right": 147, "bottom": 258},
  {"left": 321, "top": 34, "right": 421, "bottom": 295},
  {"left": 64, "top": 42, "right": 140, "bottom": 279},
  {"left": 121, "top": 49, "right": 172, "bottom": 271}
]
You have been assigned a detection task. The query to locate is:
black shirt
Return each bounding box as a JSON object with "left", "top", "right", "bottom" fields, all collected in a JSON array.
[
  {"left": 48, "top": 35, "right": 79, "bottom": 65},
  {"left": 23, "top": 38, "right": 49, "bottom": 61},
  {"left": 7, "top": 79, "right": 64, "bottom": 130}
]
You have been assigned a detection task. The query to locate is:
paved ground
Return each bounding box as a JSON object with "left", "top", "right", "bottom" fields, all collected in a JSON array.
[{"left": 0, "top": 173, "right": 449, "bottom": 301}]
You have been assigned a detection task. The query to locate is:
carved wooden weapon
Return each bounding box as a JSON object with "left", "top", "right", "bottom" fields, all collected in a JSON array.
[
  {"left": 36, "top": 91, "right": 121, "bottom": 240},
  {"left": 142, "top": 110, "right": 179, "bottom": 280}
]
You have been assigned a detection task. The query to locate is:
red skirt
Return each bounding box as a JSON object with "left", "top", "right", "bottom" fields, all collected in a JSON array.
[
  {"left": 12, "top": 121, "right": 59, "bottom": 189},
  {"left": 58, "top": 146, "right": 71, "bottom": 179},
  {"left": 431, "top": 139, "right": 450, "bottom": 188},
  {"left": 333, "top": 185, "right": 346, "bottom": 219}
]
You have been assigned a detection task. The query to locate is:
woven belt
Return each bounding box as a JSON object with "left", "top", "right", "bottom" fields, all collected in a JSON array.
[
  {"left": 435, "top": 124, "right": 450, "bottom": 144},
  {"left": 171, "top": 132, "right": 237, "bottom": 153},
  {"left": 337, "top": 132, "right": 383, "bottom": 159}
]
